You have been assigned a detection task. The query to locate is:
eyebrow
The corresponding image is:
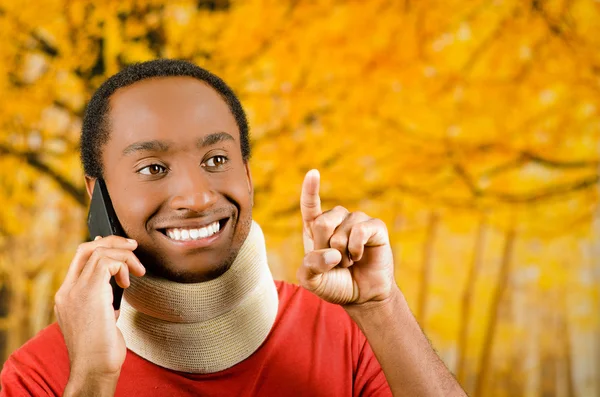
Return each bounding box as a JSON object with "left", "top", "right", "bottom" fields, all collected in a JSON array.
[
  {"left": 122, "top": 140, "right": 172, "bottom": 156},
  {"left": 197, "top": 132, "right": 235, "bottom": 148},
  {"left": 121, "top": 132, "right": 235, "bottom": 156}
]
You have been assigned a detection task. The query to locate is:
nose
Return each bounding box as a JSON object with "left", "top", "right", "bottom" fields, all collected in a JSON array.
[{"left": 169, "top": 166, "right": 218, "bottom": 213}]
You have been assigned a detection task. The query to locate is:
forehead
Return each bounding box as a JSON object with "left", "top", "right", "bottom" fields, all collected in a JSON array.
[{"left": 107, "top": 76, "right": 239, "bottom": 147}]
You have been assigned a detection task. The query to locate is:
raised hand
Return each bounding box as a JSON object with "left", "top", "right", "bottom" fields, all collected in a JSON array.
[{"left": 297, "top": 169, "right": 396, "bottom": 306}]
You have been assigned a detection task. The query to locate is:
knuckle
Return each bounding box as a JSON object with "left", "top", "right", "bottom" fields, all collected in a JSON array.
[
  {"left": 329, "top": 234, "right": 347, "bottom": 248},
  {"left": 302, "top": 252, "right": 314, "bottom": 266},
  {"left": 372, "top": 218, "right": 387, "bottom": 230},
  {"left": 75, "top": 243, "right": 88, "bottom": 256},
  {"left": 349, "top": 211, "right": 367, "bottom": 220},
  {"left": 314, "top": 215, "right": 331, "bottom": 231},
  {"left": 93, "top": 256, "right": 109, "bottom": 270},
  {"left": 303, "top": 252, "right": 319, "bottom": 268},
  {"left": 88, "top": 253, "right": 99, "bottom": 266},
  {"left": 97, "top": 235, "right": 123, "bottom": 247},
  {"left": 98, "top": 256, "right": 114, "bottom": 267},
  {"left": 333, "top": 205, "right": 348, "bottom": 214},
  {"left": 352, "top": 224, "right": 367, "bottom": 238},
  {"left": 54, "top": 292, "right": 64, "bottom": 306},
  {"left": 89, "top": 246, "right": 106, "bottom": 261}
]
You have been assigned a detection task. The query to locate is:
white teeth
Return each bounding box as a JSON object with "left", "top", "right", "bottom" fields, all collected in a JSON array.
[
  {"left": 165, "top": 221, "right": 221, "bottom": 241},
  {"left": 199, "top": 228, "right": 208, "bottom": 238}
]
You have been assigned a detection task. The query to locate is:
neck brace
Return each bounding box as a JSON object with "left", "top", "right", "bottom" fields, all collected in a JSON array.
[{"left": 116, "top": 221, "right": 279, "bottom": 373}]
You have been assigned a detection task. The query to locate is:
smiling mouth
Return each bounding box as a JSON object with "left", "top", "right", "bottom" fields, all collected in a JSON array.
[{"left": 159, "top": 218, "right": 229, "bottom": 242}]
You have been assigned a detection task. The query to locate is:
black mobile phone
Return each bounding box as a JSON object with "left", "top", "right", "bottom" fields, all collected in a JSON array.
[{"left": 87, "top": 179, "right": 127, "bottom": 310}]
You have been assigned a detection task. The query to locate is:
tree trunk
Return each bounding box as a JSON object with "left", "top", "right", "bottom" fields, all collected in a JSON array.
[
  {"left": 474, "top": 227, "right": 516, "bottom": 397},
  {"left": 560, "top": 287, "right": 576, "bottom": 397},
  {"left": 540, "top": 290, "right": 559, "bottom": 397},
  {"left": 590, "top": 150, "right": 600, "bottom": 396},
  {"left": 456, "top": 215, "right": 487, "bottom": 387},
  {"left": 0, "top": 275, "right": 9, "bottom": 364},
  {"left": 416, "top": 211, "right": 440, "bottom": 326}
]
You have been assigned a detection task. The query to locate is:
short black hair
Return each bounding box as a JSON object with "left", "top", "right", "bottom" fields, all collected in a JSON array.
[{"left": 80, "top": 59, "right": 250, "bottom": 178}]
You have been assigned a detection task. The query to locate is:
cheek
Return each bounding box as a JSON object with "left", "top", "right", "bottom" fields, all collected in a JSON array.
[
  {"left": 112, "top": 186, "right": 162, "bottom": 236},
  {"left": 220, "top": 173, "right": 252, "bottom": 212}
]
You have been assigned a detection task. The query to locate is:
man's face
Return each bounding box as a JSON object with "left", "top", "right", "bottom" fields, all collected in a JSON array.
[{"left": 86, "top": 77, "right": 253, "bottom": 283}]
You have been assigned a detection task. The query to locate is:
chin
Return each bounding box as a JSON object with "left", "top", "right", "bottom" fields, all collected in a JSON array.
[
  {"left": 140, "top": 248, "right": 239, "bottom": 283},
  {"left": 158, "top": 264, "right": 230, "bottom": 283}
]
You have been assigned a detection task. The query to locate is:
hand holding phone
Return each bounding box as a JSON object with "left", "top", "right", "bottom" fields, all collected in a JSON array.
[
  {"left": 87, "top": 179, "right": 129, "bottom": 310},
  {"left": 54, "top": 179, "right": 145, "bottom": 390}
]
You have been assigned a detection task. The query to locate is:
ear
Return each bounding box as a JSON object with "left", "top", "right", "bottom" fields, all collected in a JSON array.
[
  {"left": 85, "top": 176, "right": 97, "bottom": 199},
  {"left": 244, "top": 162, "right": 254, "bottom": 207}
]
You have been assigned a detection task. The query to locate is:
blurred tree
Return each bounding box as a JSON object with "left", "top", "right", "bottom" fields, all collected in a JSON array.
[{"left": 1, "top": 0, "right": 599, "bottom": 395}]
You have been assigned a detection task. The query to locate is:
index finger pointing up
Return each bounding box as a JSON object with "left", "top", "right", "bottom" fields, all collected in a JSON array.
[{"left": 301, "top": 169, "right": 322, "bottom": 224}]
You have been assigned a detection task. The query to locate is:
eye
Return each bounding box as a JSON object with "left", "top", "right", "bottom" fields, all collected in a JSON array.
[
  {"left": 204, "top": 155, "right": 229, "bottom": 169},
  {"left": 138, "top": 164, "right": 167, "bottom": 175}
]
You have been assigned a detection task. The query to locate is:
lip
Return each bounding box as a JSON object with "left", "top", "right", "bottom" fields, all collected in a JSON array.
[{"left": 156, "top": 218, "right": 229, "bottom": 249}]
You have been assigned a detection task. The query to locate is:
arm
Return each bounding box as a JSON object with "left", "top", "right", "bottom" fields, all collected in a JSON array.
[
  {"left": 297, "top": 169, "right": 466, "bottom": 397},
  {"left": 346, "top": 287, "right": 466, "bottom": 396}
]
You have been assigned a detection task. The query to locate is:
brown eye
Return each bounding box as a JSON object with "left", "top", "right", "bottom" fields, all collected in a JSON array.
[
  {"left": 139, "top": 164, "right": 167, "bottom": 175},
  {"left": 204, "top": 155, "right": 228, "bottom": 168}
]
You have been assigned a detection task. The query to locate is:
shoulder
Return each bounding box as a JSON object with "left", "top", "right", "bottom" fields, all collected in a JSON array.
[
  {"left": 1, "top": 323, "right": 70, "bottom": 396},
  {"left": 273, "top": 280, "right": 364, "bottom": 343},
  {"left": 275, "top": 280, "right": 351, "bottom": 319},
  {"left": 6, "top": 322, "right": 68, "bottom": 362},
  {"left": 270, "top": 281, "right": 391, "bottom": 396}
]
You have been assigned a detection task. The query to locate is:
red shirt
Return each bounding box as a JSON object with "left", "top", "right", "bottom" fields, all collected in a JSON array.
[{"left": 1, "top": 281, "right": 391, "bottom": 396}]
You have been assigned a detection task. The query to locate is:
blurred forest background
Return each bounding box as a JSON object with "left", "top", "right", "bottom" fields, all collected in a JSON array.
[{"left": 0, "top": 0, "right": 599, "bottom": 395}]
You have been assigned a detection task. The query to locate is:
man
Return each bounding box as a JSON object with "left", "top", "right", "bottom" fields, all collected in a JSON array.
[{"left": 0, "top": 59, "right": 466, "bottom": 396}]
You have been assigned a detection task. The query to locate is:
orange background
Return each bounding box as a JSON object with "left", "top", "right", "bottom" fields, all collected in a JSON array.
[{"left": 1, "top": 1, "right": 599, "bottom": 395}]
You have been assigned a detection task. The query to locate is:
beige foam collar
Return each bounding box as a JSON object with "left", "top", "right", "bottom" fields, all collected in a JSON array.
[{"left": 116, "top": 221, "right": 279, "bottom": 373}]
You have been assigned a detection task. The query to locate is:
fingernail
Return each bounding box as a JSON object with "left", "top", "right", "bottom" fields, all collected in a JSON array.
[
  {"left": 324, "top": 250, "right": 339, "bottom": 265},
  {"left": 127, "top": 239, "right": 137, "bottom": 245},
  {"left": 94, "top": 236, "right": 102, "bottom": 241}
]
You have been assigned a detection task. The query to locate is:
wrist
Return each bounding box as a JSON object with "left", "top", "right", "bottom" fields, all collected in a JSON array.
[
  {"left": 64, "top": 367, "right": 120, "bottom": 397},
  {"left": 343, "top": 286, "right": 408, "bottom": 327}
]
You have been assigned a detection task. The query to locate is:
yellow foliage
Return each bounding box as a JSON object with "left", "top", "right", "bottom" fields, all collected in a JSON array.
[{"left": 1, "top": 0, "right": 600, "bottom": 395}]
